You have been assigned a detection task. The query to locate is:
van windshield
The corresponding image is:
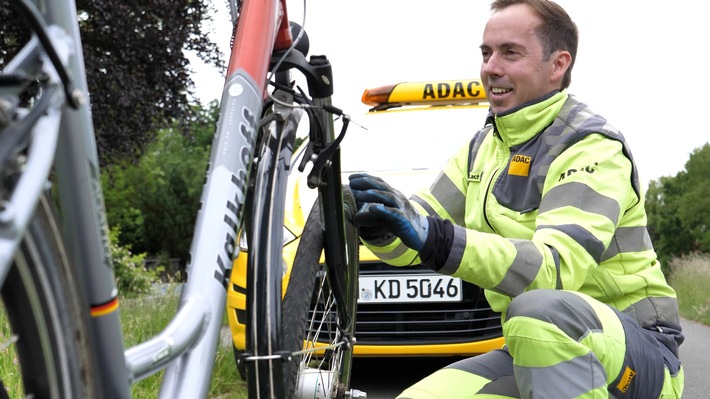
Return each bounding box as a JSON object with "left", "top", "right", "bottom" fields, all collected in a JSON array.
[{"left": 339, "top": 105, "right": 489, "bottom": 173}]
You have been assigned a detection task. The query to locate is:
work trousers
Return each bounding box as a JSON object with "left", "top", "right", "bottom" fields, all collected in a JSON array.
[{"left": 397, "top": 290, "right": 684, "bottom": 399}]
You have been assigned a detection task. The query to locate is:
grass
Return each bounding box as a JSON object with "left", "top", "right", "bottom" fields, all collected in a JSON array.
[
  {"left": 0, "top": 306, "right": 22, "bottom": 397},
  {"left": 0, "top": 285, "right": 247, "bottom": 398},
  {"left": 667, "top": 252, "right": 710, "bottom": 326},
  {"left": 119, "top": 285, "right": 247, "bottom": 398}
]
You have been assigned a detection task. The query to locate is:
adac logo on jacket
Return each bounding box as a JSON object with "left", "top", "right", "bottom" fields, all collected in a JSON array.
[
  {"left": 469, "top": 170, "right": 484, "bottom": 183},
  {"left": 616, "top": 366, "right": 636, "bottom": 393},
  {"left": 509, "top": 154, "right": 531, "bottom": 177}
]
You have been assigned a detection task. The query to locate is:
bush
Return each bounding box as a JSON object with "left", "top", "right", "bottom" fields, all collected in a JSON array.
[
  {"left": 102, "top": 102, "right": 217, "bottom": 270},
  {"left": 110, "top": 228, "right": 163, "bottom": 297}
]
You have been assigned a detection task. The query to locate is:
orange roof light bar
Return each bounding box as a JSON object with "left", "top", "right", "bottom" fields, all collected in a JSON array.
[{"left": 362, "top": 79, "right": 487, "bottom": 110}]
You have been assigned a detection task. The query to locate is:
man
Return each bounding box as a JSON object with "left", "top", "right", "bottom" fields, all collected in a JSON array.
[{"left": 348, "top": 0, "right": 684, "bottom": 397}]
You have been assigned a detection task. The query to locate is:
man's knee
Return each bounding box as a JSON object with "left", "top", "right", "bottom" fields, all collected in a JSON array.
[
  {"left": 396, "top": 367, "right": 493, "bottom": 399},
  {"left": 397, "top": 349, "right": 520, "bottom": 399},
  {"left": 505, "top": 289, "right": 603, "bottom": 342}
]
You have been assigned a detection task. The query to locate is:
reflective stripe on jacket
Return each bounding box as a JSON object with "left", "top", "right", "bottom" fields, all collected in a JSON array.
[{"left": 363, "top": 90, "right": 681, "bottom": 334}]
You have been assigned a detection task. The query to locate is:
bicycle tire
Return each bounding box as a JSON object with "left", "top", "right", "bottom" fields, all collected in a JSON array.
[
  {"left": 0, "top": 194, "right": 96, "bottom": 398},
  {"left": 282, "top": 187, "right": 359, "bottom": 399}
]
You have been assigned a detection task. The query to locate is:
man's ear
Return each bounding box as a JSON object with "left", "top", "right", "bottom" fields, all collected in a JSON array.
[{"left": 551, "top": 50, "right": 572, "bottom": 81}]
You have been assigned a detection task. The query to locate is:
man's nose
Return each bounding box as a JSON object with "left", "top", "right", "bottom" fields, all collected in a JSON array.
[{"left": 481, "top": 53, "right": 504, "bottom": 77}]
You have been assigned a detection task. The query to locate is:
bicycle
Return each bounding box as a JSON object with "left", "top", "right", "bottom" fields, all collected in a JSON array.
[{"left": 0, "top": 0, "right": 361, "bottom": 398}]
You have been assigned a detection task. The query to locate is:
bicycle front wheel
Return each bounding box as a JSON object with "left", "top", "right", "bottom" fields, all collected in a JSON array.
[
  {"left": 282, "top": 187, "right": 359, "bottom": 399},
  {"left": 0, "top": 194, "right": 96, "bottom": 398}
]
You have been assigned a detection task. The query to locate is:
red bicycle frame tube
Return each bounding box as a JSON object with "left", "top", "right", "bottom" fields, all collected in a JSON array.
[{"left": 227, "top": 0, "right": 293, "bottom": 99}]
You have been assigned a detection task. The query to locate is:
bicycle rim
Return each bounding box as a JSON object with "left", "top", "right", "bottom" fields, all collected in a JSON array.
[
  {"left": 0, "top": 195, "right": 95, "bottom": 398},
  {"left": 282, "top": 189, "right": 359, "bottom": 399}
]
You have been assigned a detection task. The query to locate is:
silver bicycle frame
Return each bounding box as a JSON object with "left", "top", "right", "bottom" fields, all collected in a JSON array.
[
  {"left": 139, "top": 59, "right": 267, "bottom": 399},
  {"left": 1, "top": 0, "right": 287, "bottom": 397},
  {"left": 1, "top": 1, "right": 130, "bottom": 397}
]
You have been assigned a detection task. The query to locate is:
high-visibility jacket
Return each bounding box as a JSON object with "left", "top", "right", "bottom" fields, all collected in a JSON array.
[{"left": 363, "top": 90, "right": 682, "bottom": 340}]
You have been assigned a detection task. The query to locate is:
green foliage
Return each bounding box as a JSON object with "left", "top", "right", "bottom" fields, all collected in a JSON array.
[
  {"left": 668, "top": 252, "right": 710, "bottom": 325},
  {"left": 646, "top": 176, "right": 694, "bottom": 271},
  {"left": 676, "top": 145, "right": 710, "bottom": 251},
  {"left": 119, "top": 288, "right": 245, "bottom": 397},
  {"left": 110, "top": 228, "right": 163, "bottom": 298},
  {"left": 0, "top": 305, "right": 22, "bottom": 397},
  {"left": 646, "top": 143, "right": 710, "bottom": 268},
  {"left": 102, "top": 102, "right": 217, "bottom": 266},
  {"left": 0, "top": 0, "right": 223, "bottom": 165}
]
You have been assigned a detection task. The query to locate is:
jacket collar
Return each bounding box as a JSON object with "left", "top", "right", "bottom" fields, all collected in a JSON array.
[{"left": 492, "top": 90, "right": 568, "bottom": 147}]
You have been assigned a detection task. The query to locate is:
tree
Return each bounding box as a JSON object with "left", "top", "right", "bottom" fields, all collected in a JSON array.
[
  {"left": 646, "top": 175, "right": 694, "bottom": 272},
  {"left": 646, "top": 142, "right": 710, "bottom": 270},
  {"left": 1, "top": 0, "right": 223, "bottom": 165},
  {"left": 676, "top": 144, "right": 710, "bottom": 252},
  {"left": 101, "top": 101, "right": 217, "bottom": 268}
]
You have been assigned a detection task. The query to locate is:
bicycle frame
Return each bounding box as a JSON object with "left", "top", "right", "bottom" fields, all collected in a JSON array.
[
  {"left": 0, "top": 0, "right": 357, "bottom": 399},
  {"left": 132, "top": 0, "right": 303, "bottom": 396},
  {"left": 1, "top": 0, "right": 130, "bottom": 397},
  {"left": 2, "top": 0, "right": 353, "bottom": 397}
]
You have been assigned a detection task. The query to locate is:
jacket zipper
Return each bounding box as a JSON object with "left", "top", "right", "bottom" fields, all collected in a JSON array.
[{"left": 482, "top": 167, "right": 499, "bottom": 234}]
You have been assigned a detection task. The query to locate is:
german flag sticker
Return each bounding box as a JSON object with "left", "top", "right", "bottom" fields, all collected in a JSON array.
[{"left": 91, "top": 297, "right": 119, "bottom": 317}]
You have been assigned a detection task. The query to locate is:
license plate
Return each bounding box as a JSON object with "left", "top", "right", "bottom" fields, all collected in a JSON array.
[{"left": 358, "top": 274, "right": 462, "bottom": 303}]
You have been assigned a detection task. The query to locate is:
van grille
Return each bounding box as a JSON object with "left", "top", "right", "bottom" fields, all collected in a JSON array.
[{"left": 311, "top": 263, "right": 502, "bottom": 346}]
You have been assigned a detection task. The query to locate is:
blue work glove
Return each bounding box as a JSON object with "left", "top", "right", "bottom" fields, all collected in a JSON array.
[{"left": 348, "top": 173, "right": 429, "bottom": 251}]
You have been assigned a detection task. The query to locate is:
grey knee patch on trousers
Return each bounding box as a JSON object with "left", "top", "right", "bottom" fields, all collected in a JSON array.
[
  {"left": 505, "top": 289, "right": 603, "bottom": 341},
  {"left": 447, "top": 348, "right": 521, "bottom": 398}
]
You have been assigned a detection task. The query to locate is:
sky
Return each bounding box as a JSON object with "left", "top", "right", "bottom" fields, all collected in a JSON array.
[{"left": 190, "top": 0, "right": 709, "bottom": 190}]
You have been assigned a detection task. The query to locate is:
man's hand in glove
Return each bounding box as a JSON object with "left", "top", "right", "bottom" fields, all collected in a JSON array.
[{"left": 348, "top": 173, "right": 429, "bottom": 251}]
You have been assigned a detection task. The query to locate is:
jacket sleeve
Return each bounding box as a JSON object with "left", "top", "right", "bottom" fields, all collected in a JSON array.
[{"left": 359, "top": 141, "right": 472, "bottom": 266}]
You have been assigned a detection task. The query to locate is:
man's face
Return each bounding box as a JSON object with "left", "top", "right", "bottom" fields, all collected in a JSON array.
[{"left": 479, "top": 4, "right": 563, "bottom": 114}]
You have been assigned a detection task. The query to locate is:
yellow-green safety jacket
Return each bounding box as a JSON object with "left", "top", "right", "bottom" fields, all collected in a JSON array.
[{"left": 363, "top": 90, "right": 682, "bottom": 342}]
